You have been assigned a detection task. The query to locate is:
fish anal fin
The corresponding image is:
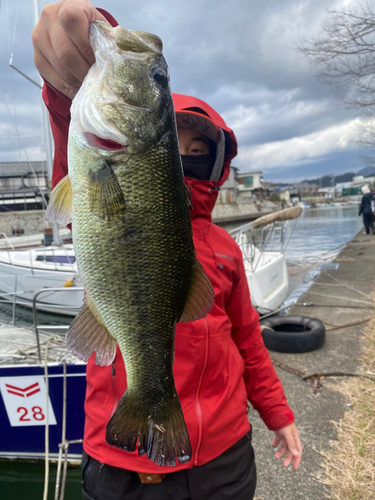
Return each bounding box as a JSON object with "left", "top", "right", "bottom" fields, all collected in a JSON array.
[
  {"left": 89, "top": 160, "right": 126, "bottom": 221},
  {"left": 45, "top": 175, "right": 72, "bottom": 226},
  {"left": 179, "top": 259, "right": 215, "bottom": 322},
  {"left": 65, "top": 297, "right": 116, "bottom": 366}
]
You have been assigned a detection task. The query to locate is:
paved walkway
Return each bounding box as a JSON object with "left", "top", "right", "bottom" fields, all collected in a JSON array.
[{"left": 251, "top": 229, "right": 375, "bottom": 500}]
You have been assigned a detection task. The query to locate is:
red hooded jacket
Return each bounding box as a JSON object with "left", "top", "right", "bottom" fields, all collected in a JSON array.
[{"left": 42, "top": 11, "right": 294, "bottom": 474}]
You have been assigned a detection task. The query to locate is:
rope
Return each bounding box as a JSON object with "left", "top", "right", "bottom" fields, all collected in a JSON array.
[
  {"left": 42, "top": 336, "right": 56, "bottom": 500},
  {"left": 271, "top": 358, "right": 375, "bottom": 391},
  {"left": 303, "top": 291, "right": 375, "bottom": 305},
  {"left": 54, "top": 360, "right": 66, "bottom": 500},
  {"left": 53, "top": 360, "right": 83, "bottom": 500},
  {"left": 324, "top": 317, "right": 373, "bottom": 331},
  {"left": 287, "top": 244, "right": 346, "bottom": 274},
  {"left": 322, "top": 271, "right": 373, "bottom": 298}
]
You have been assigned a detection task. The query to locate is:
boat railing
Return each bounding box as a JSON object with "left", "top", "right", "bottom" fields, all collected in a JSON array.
[
  {"left": 0, "top": 240, "right": 77, "bottom": 273},
  {"left": 0, "top": 273, "right": 81, "bottom": 323},
  {"left": 32, "top": 287, "right": 84, "bottom": 362},
  {"left": 229, "top": 218, "right": 299, "bottom": 272},
  {"left": 0, "top": 233, "right": 15, "bottom": 264}
]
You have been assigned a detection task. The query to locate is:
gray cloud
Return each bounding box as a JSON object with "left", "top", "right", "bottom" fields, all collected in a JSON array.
[{"left": 0, "top": 0, "right": 372, "bottom": 182}]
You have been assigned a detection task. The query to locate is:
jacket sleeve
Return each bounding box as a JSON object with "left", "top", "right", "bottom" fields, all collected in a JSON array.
[
  {"left": 227, "top": 255, "right": 295, "bottom": 431},
  {"left": 359, "top": 196, "right": 364, "bottom": 216},
  {"left": 42, "top": 83, "right": 71, "bottom": 189}
]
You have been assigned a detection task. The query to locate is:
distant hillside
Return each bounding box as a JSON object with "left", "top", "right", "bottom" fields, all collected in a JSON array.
[
  {"left": 357, "top": 166, "right": 375, "bottom": 177},
  {"left": 301, "top": 173, "right": 355, "bottom": 187}
]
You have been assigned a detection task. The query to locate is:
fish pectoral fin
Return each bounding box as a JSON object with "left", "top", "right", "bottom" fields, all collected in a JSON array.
[
  {"left": 45, "top": 175, "right": 72, "bottom": 226},
  {"left": 65, "top": 297, "right": 116, "bottom": 366},
  {"left": 179, "top": 258, "right": 215, "bottom": 322},
  {"left": 89, "top": 160, "right": 126, "bottom": 221}
]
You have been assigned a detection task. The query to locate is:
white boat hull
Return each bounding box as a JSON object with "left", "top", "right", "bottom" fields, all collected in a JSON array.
[
  {"left": 0, "top": 246, "right": 83, "bottom": 316},
  {"left": 244, "top": 252, "right": 289, "bottom": 313}
]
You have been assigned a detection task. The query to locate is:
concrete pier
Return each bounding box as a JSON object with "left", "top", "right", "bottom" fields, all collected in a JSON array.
[{"left": 252, "top": 229, "right": 375, "bottom": 500}]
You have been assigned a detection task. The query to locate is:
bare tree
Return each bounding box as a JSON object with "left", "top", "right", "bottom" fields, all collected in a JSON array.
[{"left": 299, "top": 4, "right": 375, "bottom": 112}]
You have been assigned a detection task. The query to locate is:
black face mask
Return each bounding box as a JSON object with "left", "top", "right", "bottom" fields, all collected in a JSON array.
[{"left": 181, "top": 154, "right": 216, "bottom": 181}]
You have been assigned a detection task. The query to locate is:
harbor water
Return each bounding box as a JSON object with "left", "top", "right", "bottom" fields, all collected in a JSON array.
[
  {"left": 0, "top": 203, "right": 365, "bottom": 499},
  {"left": 284, "top": 204, "right": 364, "bottom": 265}
]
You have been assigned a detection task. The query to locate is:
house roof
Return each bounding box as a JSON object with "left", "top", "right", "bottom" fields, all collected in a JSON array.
[
  {"left": 0, "top": 161, "right": 47, "bottom": 177},
  {"left": 237, "top": 170, "right": 263, "bottom": 175}
]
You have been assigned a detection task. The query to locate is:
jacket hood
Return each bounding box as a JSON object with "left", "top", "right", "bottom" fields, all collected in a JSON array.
[{"left": 173, "top": 94, "right": 238, "bottom": 224}]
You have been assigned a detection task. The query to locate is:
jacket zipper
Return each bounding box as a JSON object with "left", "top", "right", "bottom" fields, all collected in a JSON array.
[
  {"left": 194, "top": 318, "right": 209, "bottom": 465},
  {"left": 110, "top": 356, "right": 119, "bottom": 418}
]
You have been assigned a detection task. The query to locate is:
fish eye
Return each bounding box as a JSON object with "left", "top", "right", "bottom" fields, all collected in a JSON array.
[{"left": 152, "top": 68, "right": 168, "bottom": 88}]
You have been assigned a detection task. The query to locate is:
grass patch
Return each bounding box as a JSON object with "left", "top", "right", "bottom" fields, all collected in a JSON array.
[{"left": 316, "top": 317, "right": 375, "bottom": 499}]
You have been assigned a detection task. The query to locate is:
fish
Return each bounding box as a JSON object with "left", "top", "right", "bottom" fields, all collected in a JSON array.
[{"left": 46, "top": 21, "right": 215, "bottom": 467}]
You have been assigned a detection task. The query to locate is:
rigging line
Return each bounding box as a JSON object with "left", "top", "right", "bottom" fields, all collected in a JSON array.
[
  {"left": 10, "top": 0, "right": 20, "bottom": 60},
  {"left": 303, "top": 290, "right": 375, "bottom": 305},
  {"left": 286, "top": 245, "right": 346, "bottom": 267},
  {"left": 0, "top": 87, "right": 48, "bottom": 209},
  {"left": 309, "top": 281, "right": 372, "bottom": 298},
  {"left": 323, "top": 270, "right": 371, "bottom": 298},
  {"left": 250, "top": 426, "right": 333, "bottom": 445}
]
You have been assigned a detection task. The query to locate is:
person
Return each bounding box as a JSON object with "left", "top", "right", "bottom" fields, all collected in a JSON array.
[
  {"left": 32, "top": 2, "right": 302, "bottom": 499},
  {"left": 358, "top": 185, "right": 374, "bottom": 235}
]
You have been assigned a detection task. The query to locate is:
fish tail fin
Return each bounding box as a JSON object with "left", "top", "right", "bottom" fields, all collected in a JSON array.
[{"left": 105, "top": 391, "right": 192, "bottom": 467}]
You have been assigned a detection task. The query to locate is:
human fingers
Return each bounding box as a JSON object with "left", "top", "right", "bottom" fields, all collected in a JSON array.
[
  {"left": 32, "top": 0, "right": 108, "bottom": 97},
  {"left": 271, "top": 434, "right": 280, "bottom": 448},
  {"left": 58, "top": 0, "right": 109, "bottom": 70},
  {"left": 282, "top": 449, "right": 294, "bottom": 468},
  {"left": 274, "top": 439, "right": 288, "bottom": 460},
  {"left": 281, "top": 426, "right": 302, "bottom": 470},
  {"left": 33, "top": 45, "right": 80, "bottom": 100},
  {"left": 273, "top": 424, "right": 303, "bottom": 470},
  {"left": 289, "top": 429, "right": 302, "bottom": 470}
]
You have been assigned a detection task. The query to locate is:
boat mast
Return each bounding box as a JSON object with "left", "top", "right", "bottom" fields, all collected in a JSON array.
[{"left": 33, "top": 0, "right": 61, "bottom": 245}]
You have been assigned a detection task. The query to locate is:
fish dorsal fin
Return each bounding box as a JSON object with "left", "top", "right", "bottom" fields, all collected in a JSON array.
[
  {"left": 89, "top": 161, "right": 126, "bottom": 221},
  {"left": 45, "top": 175, "right": 72, "bottom": 226},
  {"left": 65, "top": 297, "right": 116, "bottom": 366},
  {"left": 179, "top": 258, "right": 215, "bottom": 322}
]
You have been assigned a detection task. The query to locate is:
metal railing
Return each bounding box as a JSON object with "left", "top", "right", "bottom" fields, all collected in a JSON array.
[
  {"left": 229, "top": 218, "right": 299, "bottom": 273},
  {"left": 32, "top": 287, "right": 84, "bottom": 362},
  {"left": 0, "top": 273, "right": 81, "bottom": 324}
]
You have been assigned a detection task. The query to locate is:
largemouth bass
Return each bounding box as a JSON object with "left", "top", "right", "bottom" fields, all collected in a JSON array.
[{"left": 46, "top": 21, "right": 214, "bottom": 467}]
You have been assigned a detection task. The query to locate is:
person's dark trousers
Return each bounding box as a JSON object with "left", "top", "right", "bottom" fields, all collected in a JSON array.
[
  {"left": 363, "top": 213, "right": 374, "bottom": 234},
  {"left": 81, "top": 430, "right": 256, "bottom": 500}
]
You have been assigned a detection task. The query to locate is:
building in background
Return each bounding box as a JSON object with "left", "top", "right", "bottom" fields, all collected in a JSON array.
[
  {"left": 0, "top": 161, "right": 49, "bottom": 212},
  {"left": 219, "top": 165, "right": 239, "bottom": 204},
  {"left": 237, "top": 170, "right": 264, "bottom": 199}
]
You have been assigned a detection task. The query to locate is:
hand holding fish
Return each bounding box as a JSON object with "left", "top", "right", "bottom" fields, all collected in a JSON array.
[
  {"left": 271, "top": 422, "right": 302, "bottom": 470},
  {"left": 32, "top": 0, "right": 108, "bottom": 99}
]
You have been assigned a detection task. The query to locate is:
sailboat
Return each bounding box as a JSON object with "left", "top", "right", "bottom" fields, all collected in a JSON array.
[
  {"left": 0, "top": 2, "right": 86, "bottom": 473},
  {"left": 0, "top": 1, "right": 84, "bottom": 317}
]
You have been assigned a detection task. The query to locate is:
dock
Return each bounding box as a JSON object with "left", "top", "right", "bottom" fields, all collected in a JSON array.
[{"left": 251, "top": 229, "right": 375, "bottom": 499}]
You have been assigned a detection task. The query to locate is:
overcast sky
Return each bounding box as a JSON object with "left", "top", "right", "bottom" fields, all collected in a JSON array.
[{"left": 0, "top": 0, "right": 373, "bottom": 182}]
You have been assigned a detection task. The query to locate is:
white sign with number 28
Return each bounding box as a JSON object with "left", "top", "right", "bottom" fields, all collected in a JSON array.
[{"left": 0, "top": 376, "right": 57, "bottom": 427}]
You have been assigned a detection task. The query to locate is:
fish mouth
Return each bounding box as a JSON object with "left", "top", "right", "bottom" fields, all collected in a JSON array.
[
  {"left": 93, "top": 21, "right": 163, "bottom": 55},
  {"left": 84, "top": 133, "right": 128, "bottom": 152}
]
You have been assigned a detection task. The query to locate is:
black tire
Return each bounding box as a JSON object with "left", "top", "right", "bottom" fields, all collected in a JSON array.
[{"left": 260, "top": 316, "right": 325, "bottom": 353}]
